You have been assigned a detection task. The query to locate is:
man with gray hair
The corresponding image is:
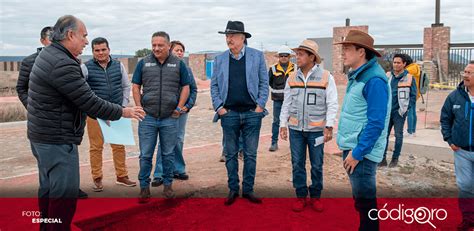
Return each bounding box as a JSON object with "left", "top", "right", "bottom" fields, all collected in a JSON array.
[
  {"left": 28, "top": 15, "right": 145, "bottom": 230},
  {"left": 211, "top": 21, "right": 269, "bottom": 206},
  {"left": 17, "top": 26, "right": 90, "bottom": 200}
]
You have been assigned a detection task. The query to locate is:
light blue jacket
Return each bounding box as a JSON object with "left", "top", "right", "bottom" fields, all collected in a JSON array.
[
  {"left": 210, "top": 46, "right": 269, "bottom": 115},
  {"left": 337, "top": 57, "right": 391, "bottom": 163}
]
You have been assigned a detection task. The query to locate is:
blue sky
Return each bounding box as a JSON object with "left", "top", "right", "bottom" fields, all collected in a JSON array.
[{"left": 0, "top": 0, "right": 472, "bottom": 56}]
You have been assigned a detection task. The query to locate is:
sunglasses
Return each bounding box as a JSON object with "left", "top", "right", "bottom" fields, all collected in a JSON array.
[{"left": 279, "top": 54, "right": 290, "bottom": 58}]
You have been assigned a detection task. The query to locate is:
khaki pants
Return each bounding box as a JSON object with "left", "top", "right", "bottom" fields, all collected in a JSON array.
[{"left": 86, "top": 117, "right": 128, "bottom": 180}]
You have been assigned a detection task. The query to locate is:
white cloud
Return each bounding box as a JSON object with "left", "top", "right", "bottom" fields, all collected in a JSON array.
[{"left": 0, "top": 0, "right": 472, "bottom": 55}]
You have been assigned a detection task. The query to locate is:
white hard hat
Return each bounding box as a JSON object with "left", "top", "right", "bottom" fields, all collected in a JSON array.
[{"left": 277, "top": 45, "right": 292, "bottom": 55}]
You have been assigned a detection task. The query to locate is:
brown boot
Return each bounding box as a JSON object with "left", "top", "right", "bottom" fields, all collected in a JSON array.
[
  {"left": 163, "top": 185, "right": 175, "bottom": 199},
  {"left": 116, "top": 176, "right": 137, "bottom": 187},
  {"left": 138, "top": 187, "right": 151, "bottom": 204},
  {"left": 92, "top": 178, "right": 103, "bottom": 192}
]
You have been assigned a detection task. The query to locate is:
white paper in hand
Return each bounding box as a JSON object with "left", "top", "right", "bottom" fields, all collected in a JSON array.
[
  {"left": 314, "top": 136, "right": 324, "bottom": 147},
  {"left": 97, "top": 118, "right": 135, "bottom": 145}
]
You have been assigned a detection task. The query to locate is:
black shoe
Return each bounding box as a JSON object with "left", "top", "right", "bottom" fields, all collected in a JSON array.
[
  {"left": 174, "top": 173, "right": 189, "bottom": 180},
  {"left": 242, "top": 193, "right": 262, "bottom": 204},
  {"left": 378, "top": 158, "right": 387, "bottom": 167},
  {"left": 389, "top": 158, "right": 399, "bottom": 168},
  {"left": 151, "top": 178, "right": 163, "bottom": 187},
  {"left": 269, "top": 143, "right": 278, "bottom": 152},
  {"left": 224, "top": 191, "right": 239, "bottom": 206},
  {"left": 138, "top": 187, "right": 151, "bottom": 204},
  {"left": 78, "top": 189, "right": 88, "bottom": 199}
]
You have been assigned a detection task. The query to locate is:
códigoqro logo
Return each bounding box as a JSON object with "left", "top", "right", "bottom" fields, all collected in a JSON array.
[{"left": 368, "top": 203, "right": 448, "bottom": 229}]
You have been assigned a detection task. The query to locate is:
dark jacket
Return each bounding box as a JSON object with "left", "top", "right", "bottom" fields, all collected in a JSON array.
[
  {"left": 84, "top": 58, "right": 124, "bottom": 105},
  {"left": 17, "top": 48, "right": 41, "bottom": 108},
  {"left": 268, "top": 62, "right": 294, "bottom": 101},
  {"left": 140, "top": 54, "right": 182, "bottom": 119},
  {"left": 440, "top": 81, "right": 474, "bottom": 151},
  {"left": 27, "top": 42, "right": 123, "bottom": 145}
]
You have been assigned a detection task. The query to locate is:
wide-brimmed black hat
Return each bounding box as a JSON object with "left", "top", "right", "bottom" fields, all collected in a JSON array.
[{"left": 218, "top": 21, "right": 252, "bottom": 38}]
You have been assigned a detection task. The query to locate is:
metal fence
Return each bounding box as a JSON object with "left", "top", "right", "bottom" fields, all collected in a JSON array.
[
  {"left": 374, "top": 44, "right": 424, "bottom": 71},
  {"left": 447, "top": 44, "right": 474, "bottom": 86}
]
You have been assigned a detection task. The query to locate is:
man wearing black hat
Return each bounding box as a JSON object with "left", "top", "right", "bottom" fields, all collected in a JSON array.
[{"left": 210, "top": 21, "right": 269, "bottom": 205}]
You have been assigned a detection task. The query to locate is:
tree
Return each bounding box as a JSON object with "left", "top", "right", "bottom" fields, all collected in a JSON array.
[{"left": 135, "top": 48, "right": 152, "bottom": 58}]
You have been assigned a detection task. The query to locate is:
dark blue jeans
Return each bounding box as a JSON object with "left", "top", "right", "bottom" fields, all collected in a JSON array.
[
  {"left": 221, "top": 110, "right": 263, "bottom": 194},
  {"left": 153, "top": 113, "right": 188, "bottom": 180},
  {"left": 407, "top": 105, "right": 417, "bottom": 134},
  {"left": 31, "top": 142, "right": 80, "bottom": 231},
  {"left": 289, "top": 129, "right": 324, "bottom": 198},
  {"left": 384, "top": 112, "right": 407, "bottom": 159},
  {"left": 343, "top": 151, "right": 379, "bottom": 231},
  {"left": 271, "top": 100, "right": 283, "bottom": 145},
  {"left": 138, "top": 114, "right": 178, "bottom": 188},
  {"left": 222, "top": 133, "right": 243, "bottom": 154}
]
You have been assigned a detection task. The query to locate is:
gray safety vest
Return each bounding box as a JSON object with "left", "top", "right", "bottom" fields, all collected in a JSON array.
[
  {"left": 287, "top": 68, "right": 329, "bottom": 132},
  {"left": 387, "top": 72, "right": 413, "bottom": 116}
]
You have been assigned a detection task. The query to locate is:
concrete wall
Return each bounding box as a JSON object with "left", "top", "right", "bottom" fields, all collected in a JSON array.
[
  {"left": 1, "top": 58, "right": 138, "bottom": 74},
  {"left": 0, "top": 62, "right": 21, "bottom": 72}
]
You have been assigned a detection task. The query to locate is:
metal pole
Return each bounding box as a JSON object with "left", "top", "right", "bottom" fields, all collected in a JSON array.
[
  {"left": 432, "top": 0, "right": 444, "bottom": 27},
  {"left": 435, "top": 0, "right": 440, "bottom": 24}
]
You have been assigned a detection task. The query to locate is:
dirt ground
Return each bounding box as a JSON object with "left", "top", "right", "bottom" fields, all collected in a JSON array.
[{"left": 0, "top": 74, "right": 458, "bottom": 199}]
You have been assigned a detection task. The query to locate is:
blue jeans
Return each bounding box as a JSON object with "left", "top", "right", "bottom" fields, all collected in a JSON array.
[
  {"left": 221, "top": 110, "right": 263, "bottom": 194},
  {"left": 222, "top": 133, "right": 243, "bottom": 154},
  {"left": 138, "top": 114, "right": 178, "bottom": 188},
  {"left": 31, "top": 142, "right": 80, "bottom": 231},
  {"left": 271, "top": 100, "right": 283, "bottom": 145},
  {"left": 384, "top": 112, "right": 407, "bottom": 159},
  {"left": 153, "top": 113, "right": 188, "bottom": 179},
  {"left": 407, "top": 105, "right": 417, "bottom": 134},
  {"left": 454, "top": 149, "right": 474, "bottom": 222},
  {"left": 343, "top": 151, "right": 379, "bottom": 231},
  {"left": 289, "top": 129, "right": 324, "bottom": 198}
]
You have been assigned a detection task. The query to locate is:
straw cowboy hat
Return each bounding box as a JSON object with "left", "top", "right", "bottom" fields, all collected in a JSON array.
[
  {"left": 292, "top": 40, "right": 322, "bottom": 64},
  {"left": 218, "top": 21, "right": 252, "bottom": 38},
  {"left": 334, "top": 30, "right": 381, "bottom": 57}
]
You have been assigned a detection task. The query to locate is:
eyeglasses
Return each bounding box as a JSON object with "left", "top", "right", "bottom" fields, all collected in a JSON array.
[
  {"left": 279, "top": 55, "right": 289, "bottom": 58},
  {"left": 460, "top": 71, "right": 474, "bottom": 76}
]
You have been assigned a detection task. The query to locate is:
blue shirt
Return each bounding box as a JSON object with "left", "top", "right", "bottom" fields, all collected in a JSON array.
[
  {"left": 352, "top": 77, "right": 389, "bottom": 160},
  {"left": 131, "top": 56, "right": 190, "bottom": 86}
]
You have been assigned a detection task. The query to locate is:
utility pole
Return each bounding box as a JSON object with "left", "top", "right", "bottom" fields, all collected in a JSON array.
[{"left": 432, "top": 0, "right": 443, "bottom": 27}]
